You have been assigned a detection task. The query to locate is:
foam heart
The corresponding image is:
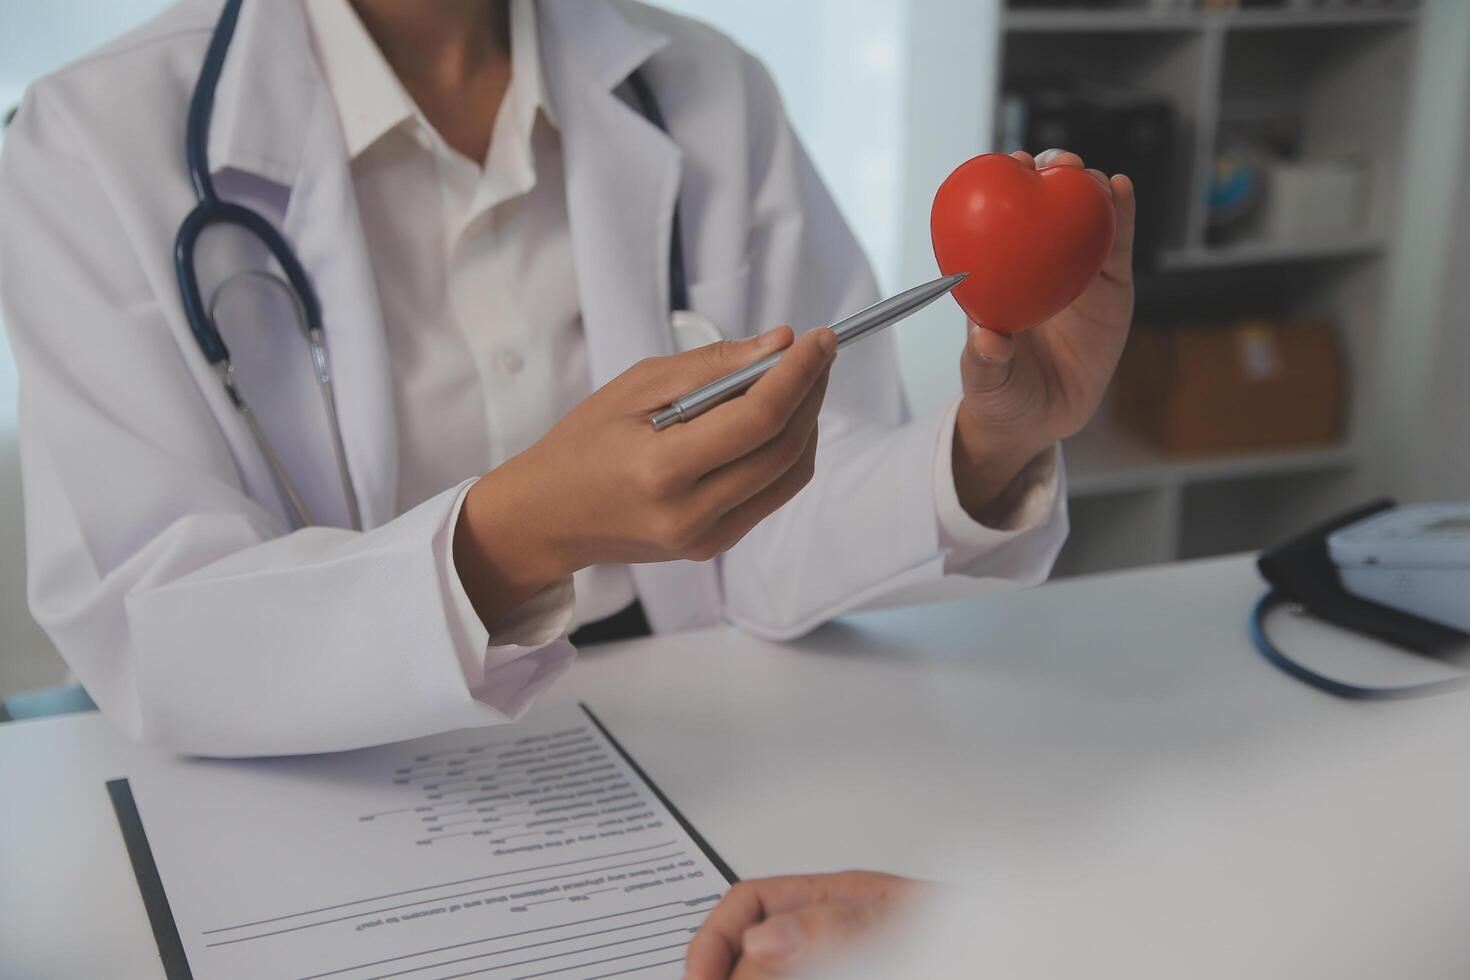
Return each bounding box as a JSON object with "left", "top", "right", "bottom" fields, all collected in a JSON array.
[{"left": 931, "top": 153, "right": 1115, "bottom": 334}]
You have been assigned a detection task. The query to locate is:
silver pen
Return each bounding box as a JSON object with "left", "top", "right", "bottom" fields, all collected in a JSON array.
[{"left": 650, "top": 272, "right": 967, "bottom": 430}]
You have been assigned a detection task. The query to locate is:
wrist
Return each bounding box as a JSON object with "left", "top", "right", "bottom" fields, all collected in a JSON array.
[
  {"left": 453, "top": 458, "right": 575, "bottom": 626},
  {"left": 951, "top": 407, "right": 1051, "bottom": 523}
]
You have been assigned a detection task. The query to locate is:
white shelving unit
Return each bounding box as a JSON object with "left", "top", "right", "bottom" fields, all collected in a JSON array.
[
  {"left": 1004, "top": 5, "right": 1418, "bottom": 33},
  {"left": 991, "top": 2, "right": 1422, "bottom": 575},
  {"left": 1156, "top": 235, "right": 1383, "bottom": 270}
]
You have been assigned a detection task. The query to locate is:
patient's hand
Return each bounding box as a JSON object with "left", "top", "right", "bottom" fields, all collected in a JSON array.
[{"left": 684, "top": 871, "right": 928, "bottom": 979}]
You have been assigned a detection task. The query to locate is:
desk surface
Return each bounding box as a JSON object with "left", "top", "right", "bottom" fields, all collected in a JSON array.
[{"left": 6, "top": 555, "right": 1470, "bottom": 978}]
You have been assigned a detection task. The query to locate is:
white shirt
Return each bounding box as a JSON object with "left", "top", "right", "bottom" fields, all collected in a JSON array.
[
  {"left": 302, "top": 0, "right": 631, "bottom": 658},
  {"left": 302, "top": 0, "right": 1060, "bottom": 673}
]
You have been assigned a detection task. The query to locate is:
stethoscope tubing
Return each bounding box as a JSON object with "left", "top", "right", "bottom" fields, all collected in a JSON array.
[
  {"left": 178, "top": 0, "right": 357, "bottom": 529},
  {"left": 175, "top": 200, "right": 325, "bottom": 365}
]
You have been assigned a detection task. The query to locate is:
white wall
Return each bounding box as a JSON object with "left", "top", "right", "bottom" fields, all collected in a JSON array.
[
  {"left": 1370, "top": 0, "right": 1470, "bottom": 504},
  {"left": 651, "top": 0, "right": 910, "bottom": 290},
  {"left": 892, "top": 0, "right": 1000, "bottom": 419},
  {"left": 1420, "top": 82, "right": 1470, "bottom": 500}
]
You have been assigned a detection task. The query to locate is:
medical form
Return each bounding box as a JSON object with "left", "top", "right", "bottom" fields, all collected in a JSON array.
[{"left": 107, "top": 704, "right": 733, "bottom": 980}]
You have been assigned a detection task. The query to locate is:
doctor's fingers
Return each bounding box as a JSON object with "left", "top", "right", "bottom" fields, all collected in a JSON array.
[
  {"left": 688, "top": 360, "right": 828, "bottom": 518},
  {"left": 663, "top": 327, "right": 836, "bottom": 475},
  {"left": 1034, "top": 148, "right": 1111, "bottom": 190},
  {"left": 626, "top": 326, "right": 795, "bottom": 406},
  {"left": 1104, "top": 174, "right": 1137, "bottom": 285},
  {"left": 682, "top": 410, "right": 821, "bottom": 562},
  {"left": 1035, "top": 147, "right": 1084, "bottom": 170},
  {"left": 1032, "top": 148, "right": 1133, "bottom": 280}
]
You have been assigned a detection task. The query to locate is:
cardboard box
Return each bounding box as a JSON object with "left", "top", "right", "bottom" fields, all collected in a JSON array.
[{"left": 1113, "top": 318, "right": 1346, "bottom": 454}]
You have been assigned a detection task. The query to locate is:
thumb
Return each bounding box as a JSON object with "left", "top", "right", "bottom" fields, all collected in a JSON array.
[
  {"left": 1105, "top": 173, "right": 1137, "bottom": 285},
  {"left": 740, "top": 901, "right": 887, "bottom": 973},
  {"left": 960, "top": 321, "right": 1016, "bottom": 394}
]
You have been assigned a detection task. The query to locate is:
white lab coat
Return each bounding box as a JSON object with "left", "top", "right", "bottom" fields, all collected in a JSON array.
[{"left": 0, "top": 0, "right": 1066, "bottom": 756}]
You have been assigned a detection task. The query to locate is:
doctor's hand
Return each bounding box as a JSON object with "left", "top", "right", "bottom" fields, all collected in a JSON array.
[
  {"left": 454, "top": 326, "right": 836, "bottom": 625},
  {"left": 951, "top": 149, "right": 1135, "bottom": 522},
  {"left": 684, "top": 872, "right": 930, "bottom": 980}
]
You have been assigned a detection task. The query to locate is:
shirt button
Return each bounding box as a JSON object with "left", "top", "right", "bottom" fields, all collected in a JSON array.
[{"left": 496, "top": 349, "right": 525, "bottom": 375}]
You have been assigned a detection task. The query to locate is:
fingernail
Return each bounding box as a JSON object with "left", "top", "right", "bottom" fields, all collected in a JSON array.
[
  {"left": 813, "top": 327, "right": 837, "bottom": 358},
  {"left": 744, "top": 917, "right": 803, "bottom": 964},
  {"left": 970, "top": 323, "right": 998, "bottom": 363},
  {"left": 969, "top": 322, "right": 986, "bottom": 347}
]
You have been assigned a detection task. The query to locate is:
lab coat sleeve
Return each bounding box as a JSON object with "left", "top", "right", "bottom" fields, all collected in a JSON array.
[
  {"left": 440, "top": 482, "right": 578, "bottom": 680},
  {"left": 931, "top": 398, "right": 1068, "bottom": 576},
  {"left": 0, "top": 90, "right": 572, "bottom": 757},
  {"left": 716, "top": 56, "right": 1069, "bottom": 641}
]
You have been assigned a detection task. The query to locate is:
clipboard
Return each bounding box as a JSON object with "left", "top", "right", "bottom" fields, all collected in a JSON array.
[{"left": 108, "top": 703, "right": 736, "bottom": 980}]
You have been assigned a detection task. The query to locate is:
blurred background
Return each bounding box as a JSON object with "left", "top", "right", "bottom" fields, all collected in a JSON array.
[{"left": 3, "top": 0, "right": 1468, "bottom": 697}]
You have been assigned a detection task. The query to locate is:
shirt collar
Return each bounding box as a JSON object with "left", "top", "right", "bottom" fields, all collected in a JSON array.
[
  {"left": 511, "top": 0, "right": 557, "bottom": 129},
  {"left": 301, "top": 0, "right": 556, "bottom": 163}
]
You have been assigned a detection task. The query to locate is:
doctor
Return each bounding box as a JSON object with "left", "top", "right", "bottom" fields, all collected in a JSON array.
[{"left": 0, "top": 0, "right": 1134, "bottom": 756}]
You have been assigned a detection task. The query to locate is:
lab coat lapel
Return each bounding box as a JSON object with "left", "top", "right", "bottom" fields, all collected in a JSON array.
[
  {"left": 541, "top": 0, "right": 723, "bottom": 633},
  {"left": 208, "top": 0, "right": 397, "bottom": 529},
  {"left": 538, "top": 0, "right": 679, "bottom": 383},
  {"left": 277, "top": 119, "right": 398, "bottom": 530}
]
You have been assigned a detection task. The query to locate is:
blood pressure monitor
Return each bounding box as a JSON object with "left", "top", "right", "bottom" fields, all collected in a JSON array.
[{"left": 1329, "top": 504, "right": 1470, "bottom": 633}]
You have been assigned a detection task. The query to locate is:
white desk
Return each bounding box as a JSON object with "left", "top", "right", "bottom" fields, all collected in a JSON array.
[{"left": 5, "top": 555, "right": 1470, "bottom": 978}]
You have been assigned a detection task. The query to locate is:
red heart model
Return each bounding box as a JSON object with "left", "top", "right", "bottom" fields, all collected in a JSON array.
[{"left": 931, "top": 153, "right": 1115, "bottom": 335}]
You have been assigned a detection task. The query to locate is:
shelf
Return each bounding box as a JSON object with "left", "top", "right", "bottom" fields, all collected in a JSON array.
[
  {"left": 1004, "top": 7, "right": 1418, "bottom": 34},
  {"left": 1064, "top": 417, "right": 1356, "bottom": 497},
  {"left": 1223, "top": 8, "right": 1418, "bottom": 31},
  {"left": 1155, "top": 236, "right": 1384, "bottom": 270},
  {"left": 1004, "top": 9, "right": 1203, "bottom": 32}
]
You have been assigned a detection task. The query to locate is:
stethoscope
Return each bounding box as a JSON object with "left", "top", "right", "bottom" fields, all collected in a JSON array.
[{"left": 177, "top": 0, "right": 687, "bottom": 531}]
